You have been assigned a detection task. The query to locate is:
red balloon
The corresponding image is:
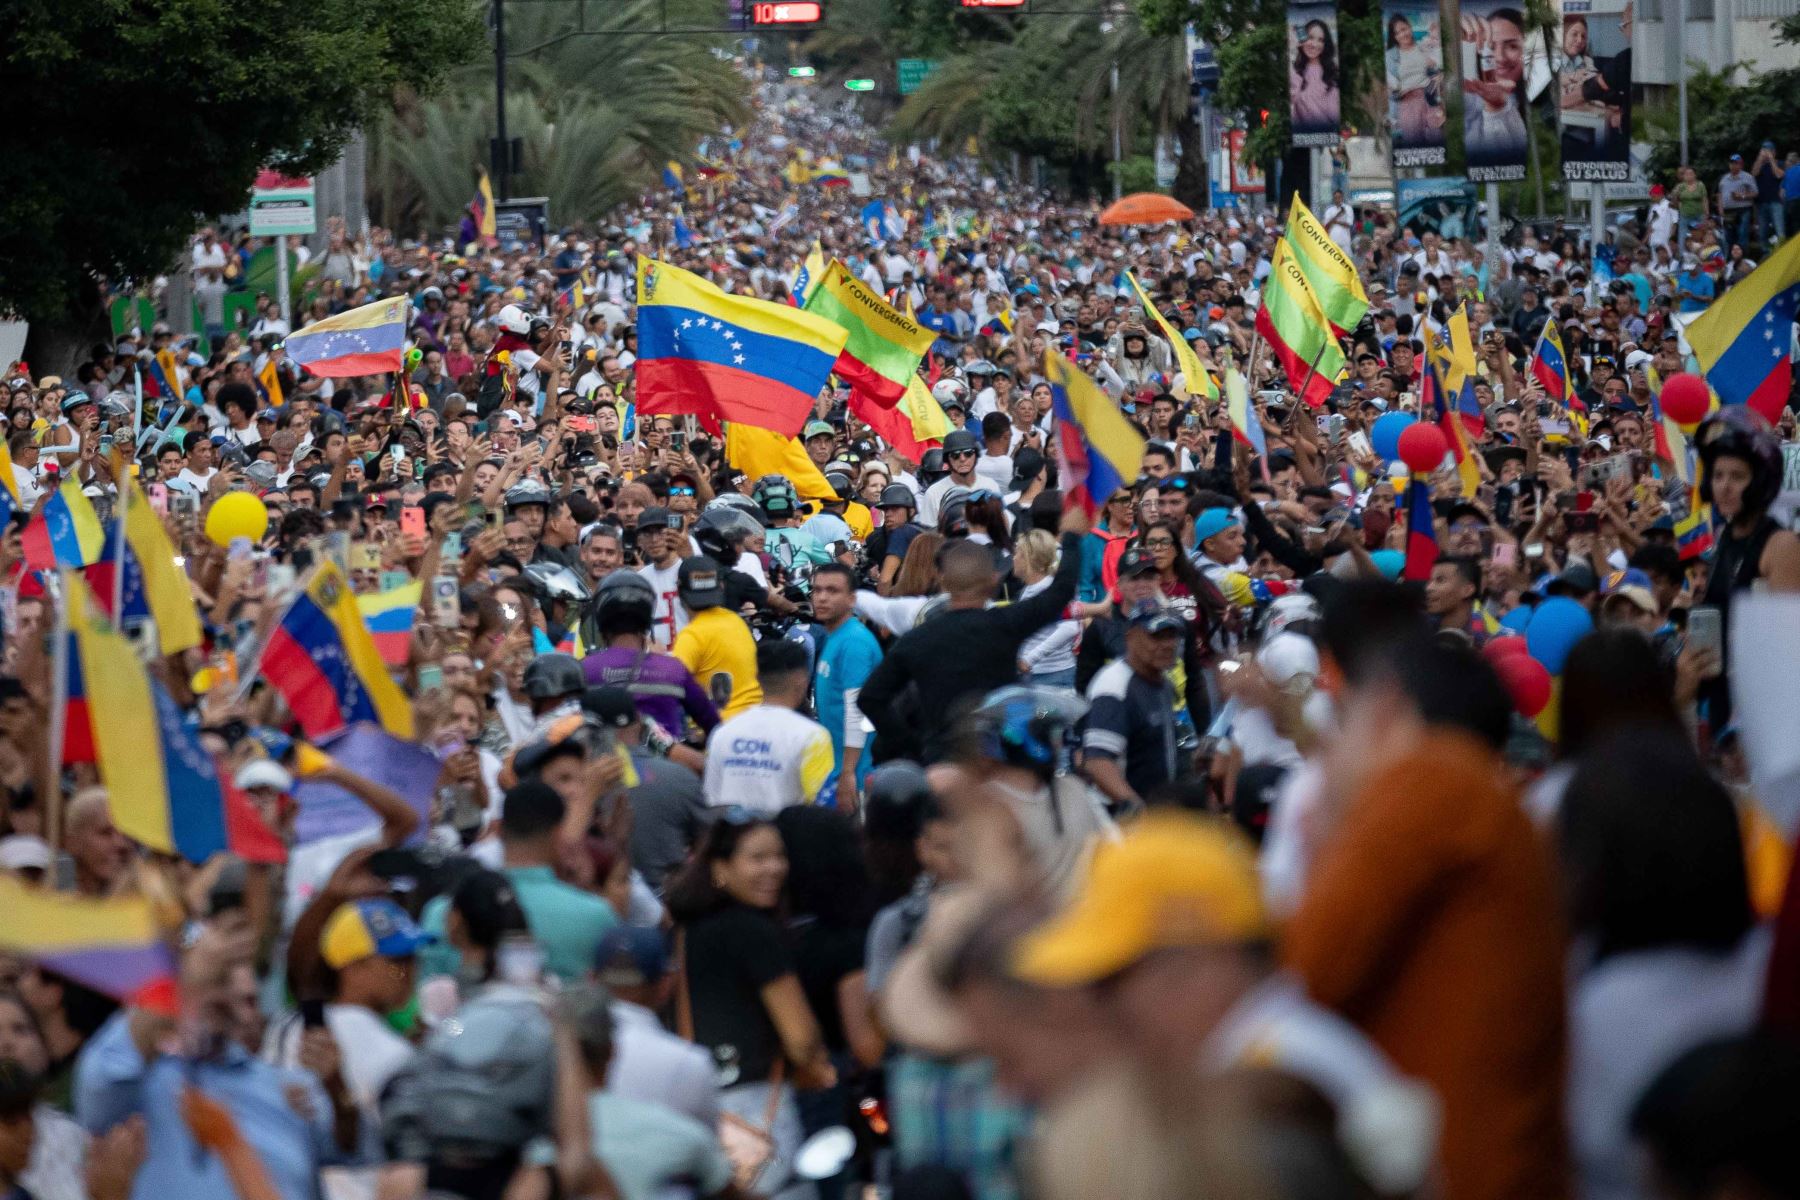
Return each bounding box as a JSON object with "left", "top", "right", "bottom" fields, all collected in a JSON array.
[
  {"left": 1482, "top": 636, "right": 1529, "bottom": 665},
  {"left": 1495, "top": 653, "right": 1553, "bottom": 717},
  {"left": 1660, "top": 373, "right": 1711, "bottom": 427},
  {"left": 1397, "top": 422, "right": 1450, "bottom": 473}
]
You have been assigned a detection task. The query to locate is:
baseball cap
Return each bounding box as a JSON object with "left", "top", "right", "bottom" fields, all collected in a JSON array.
[
  {"left": 0, "top": 835, "right": 53, "bottom": 874},
  {"left": 320, "top": 898, "right": 436, "bottom": 969},
  {"left": 1128, "top": 604, "right": 1185, "bottom": 637},
  {"left": 1548, "top": 560, "right": 1600, "bottom": 596},
  {"left": 802, "top": 420, "right": 835, "bottom": 441},
  {"left": 1601, "top": 567, "right": 1658, "bottom": 614},
  {"left": 1116, "top": 546, "right": 1158, "bottom": 578},
  {"left": 592, "top": 925, "right": 671, "bottom": 987},
  {"left": 1012, "top": 812, "right": 1269, "bottom": 986},
  {"left": 1193, "top": 507, "right": 1240, "bottom": 544},
  {"left": 1257, "top": 632, "right": 1320, "bottom": 693},
  {"left": 677, "top": 555, "right": 727, "bottom": 607},
  {"left": 637, "top": 505, "right": 680, "bottom": 530},
  {"left": 1730, "top": 153, "right": 1743, "bottom": 162},
  {"left": 234, "top": 759, "right": 294, "bottom": 792}
]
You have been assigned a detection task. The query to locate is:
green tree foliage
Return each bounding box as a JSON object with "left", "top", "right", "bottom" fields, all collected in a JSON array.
[
  {"left": 1642, "top": 19, "right": 1800, "bottom": 189},
  {"left": 372, "top": 0, "right": 752, "bottom": 233},
  {"left": 0, "top": 0, "right": 481, "bottom": 326}
]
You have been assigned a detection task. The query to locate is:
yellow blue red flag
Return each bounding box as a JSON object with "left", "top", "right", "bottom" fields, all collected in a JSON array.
[
  {"left": 1044, "top": 350, "right": 1145, "bottom": 515},
  {"left": 1685, "top": 234, "right": 1800, "bottom": 424}
]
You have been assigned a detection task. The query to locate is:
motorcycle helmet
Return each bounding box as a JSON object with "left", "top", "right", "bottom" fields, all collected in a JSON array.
[
  {"left": 522, "top": 653, "right": 585, "bottom": 701},
  {"left": 917, "top": 448, "right": 949, "bottom": 488},
  {"left": 877, "top": 483, "right": 917, "bottom": 512},
  {"left": 504, "top": 480, "right": 552, "bottom": 511},
  {"left": 594, "top": 570, "right": 656, "bottom": 627},
  {"left": 967, "top": 685, "right": 1088, "bottom": 779},
  {"left": 863, "top": 760, "right": 933, "bottom": 843},
  {"left": 1697, "top": 405, "right": 1782, "bottom": 514},
  {"left": 753, "top": 474, "right": 801, "bottom": 520},
  {"left": 524, "top": 561, "right": 591, "bottom": 605},
  {"left": 497, "top": 303, "right": 531, "bottom": 336}
]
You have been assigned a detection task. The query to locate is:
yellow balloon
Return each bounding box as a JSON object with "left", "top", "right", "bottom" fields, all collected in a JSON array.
[{"left": 205, "top": 490, "right": 269, "bottom": 547}]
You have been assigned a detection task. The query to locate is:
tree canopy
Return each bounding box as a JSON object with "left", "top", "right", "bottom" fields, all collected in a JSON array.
[{"left": 0, "top": 0, "right": 481, "bottom": 327}]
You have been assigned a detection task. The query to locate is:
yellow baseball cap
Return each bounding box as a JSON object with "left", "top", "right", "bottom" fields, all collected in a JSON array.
[
  {"left": 319, "top": 898, "right": 435, "bottom": 969},
  {"left": 1012, "top": 812, "right": 1269, "bottom": 987}
]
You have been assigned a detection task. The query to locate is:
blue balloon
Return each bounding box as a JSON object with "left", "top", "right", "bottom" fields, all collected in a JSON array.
[
  {"left": 1369, "top": 549, "right": 1406, "bottom": 580},
  {"left": 1499, "top": 605, "right": 1534, "bottom": 633},
  {"left": 1371, "top": 411, "right": 1418, "bottom": 462},
  {"left": 1524, "top": 596, "right": 1594, "bottom": 674}
]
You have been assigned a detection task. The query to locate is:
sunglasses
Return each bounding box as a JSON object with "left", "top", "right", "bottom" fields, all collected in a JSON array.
[
  {"left": 669, "top": 486, "right": 695, "bottom": 497},
  {"left": 947, "top": 450, "right": 977, "bottom": 460}
]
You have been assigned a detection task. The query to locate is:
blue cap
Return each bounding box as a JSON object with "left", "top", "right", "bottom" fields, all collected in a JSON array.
[
  {"left": 320, "top": 898, "right": 436, "bottom": 968},
  {"left": 593, "top": 925, "right": 671, "bottom": 985},
  {"left": 1193, "top": 507, "right": 1240, "bottom": 544},
  {"left": 1127, "top": 601, "right": 1185, "bottom": 637}
]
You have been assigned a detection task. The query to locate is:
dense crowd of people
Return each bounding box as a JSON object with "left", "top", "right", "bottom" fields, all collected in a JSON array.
[{"left": 2, "top": 67, "right": 1799, "bottom": 1200}]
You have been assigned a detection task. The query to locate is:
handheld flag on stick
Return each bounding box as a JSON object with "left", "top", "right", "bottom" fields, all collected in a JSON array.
[
  {"left": 1684, "top": 233, "right": 1800, "bottom": 424},
  {"left": 1530, "top": 316, "right": 1583, "bottom": 413},
  {"left": 1127, "top": 272, "right": 1217, "bottom": 402},
  {"left": 259, "top": 562, "right": 415, "bottom": 740},
  {"left": 255, "top": 355, "right": 284, "bottom": 408},
  {"left": 1283, "top": 196, "right": 1371, "bottom": 336},
  {"left": 1224, "top": 365, "right": 1268, "bottom": 466},
  {"left": 22, "top": 479, "right": 105, "bottom": 572},
  {"left": 1445, "top": 306, "right": 1485, "bottom": 439},
  {"left": 1402, "top": 477, "right": 1438, "bottom": 581},
  {"left": 285, "top": 297, "right": 410, "bottom": 379},
  {"left": 634, "top": 256, "right": 848, "bottom": 437},
  {"left": 83, "top": 480, "right": 203, "bottom": 654},
  {"left": 1044, "top": 350, "right": 1146, "bottom": 515},
  {"left": 468, "top": 170, "right": 497, "bottom": 244}
]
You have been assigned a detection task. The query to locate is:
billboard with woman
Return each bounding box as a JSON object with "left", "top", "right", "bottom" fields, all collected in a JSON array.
[
  {"left": 1558, "top": 0, "right": 1633, "bottom": 181},
  {"left": 1383, "top": 0, "right": 1447, "bottom": 167},
  {"left": 1458, "top": 0, "right": 1530, "bottom": 181},
  {"left": 1288, "top": 1, "right": 1342, "bottom": 149}
]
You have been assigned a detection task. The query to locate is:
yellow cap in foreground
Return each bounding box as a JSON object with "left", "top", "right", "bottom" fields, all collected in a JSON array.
[{"left": 1013, "top": 812, "right": 1269, "bottom": 987}]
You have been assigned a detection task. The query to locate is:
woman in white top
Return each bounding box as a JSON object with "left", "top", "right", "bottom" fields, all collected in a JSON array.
[
  {"left": 1014, "top": 530, "right": 1081, "bottom": 690},
  {"left": 1385, "top": 13, "right": 1442, "bottom": 146}
]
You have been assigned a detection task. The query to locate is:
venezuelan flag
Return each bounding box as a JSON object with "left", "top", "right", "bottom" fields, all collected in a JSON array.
[
  {"left": 1225, "top": 366, "right": 1269, "bottom": 462},
  {"left": 67, "top": 575, "right": 229, "bottom": 864},
  {"left": 978, "top": 310, "right": 1014, "bottom": 338},
  {"left": 635, "top": 256, "right": 848, "bottom": 437},
  {"left": 357, "top": 579, "right": 422, "bottom": 668},
  {"left": 662, "top": 161, "right": 685, "bottom": 191},
  {"left": 1446, "top": 306, "right": 1486, "bottom": 439},
  {"left": 1685, "top": 234, "right": 1800, "bottom": 424},
  {"left": 811, "top": 166, "right": 850, "bottom": 188},
  {"left": 285, "top": 297, "right": 410, "bottom": 379},
  {"left": 468, "top": 170, "right": 497, "bottom": 242},
  {"left": 1676, "top": 493, "right": 1715, "bottom": 560},
  {"left": 0, "top": 439, "right": 17, "bottom": 524},
  {"left": 85, "top": 483, "right": 202, "bottom": 654},
  {"left": 259, "top": 562, "right": 414, "bottom": 739},
  {"left": 151, "top": 349, "right": 186, "bottom": 404},
  {"left": 0, "top": 877, "right": 175, "bottom": 1010},
  {"left": 1530, "top": 316, "right": 1583, "bottom": 413},
  {"left": 789, "top": 241, "right": 826, "bottom": 307},
  {"left": 22, "top": 478, "right": 105, "bottom": 572},
  {"left": 1402, "top": 476, "right": 1438, "bottom": 582},
  {"left": 1044, "top": 349, "right": 1146, "bottom": 515},
  {"left": 1422, "top": 325, "right": 1480, "bottom": 498},
  {"left": 60, "top": 630, "right": 96, "bottom": 765}
]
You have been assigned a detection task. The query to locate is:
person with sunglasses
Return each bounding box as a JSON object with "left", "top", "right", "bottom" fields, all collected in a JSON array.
[{"left": 918, "top": 430, "right": 982, "bottom": 527}]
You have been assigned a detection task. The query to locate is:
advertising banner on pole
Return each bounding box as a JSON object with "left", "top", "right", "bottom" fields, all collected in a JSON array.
[
  {"left": 1557, "top": 0, "right": 1633, "bottom": 182},
  {"left": 1286, "top": 0, "right": 1342, "bottom": 148},
  {"left": 1382, "top": 0, "right": 1447, "bottom": 168},
  {"left": 1458, "top": 0, "right": 1530, "bottom": 182}
]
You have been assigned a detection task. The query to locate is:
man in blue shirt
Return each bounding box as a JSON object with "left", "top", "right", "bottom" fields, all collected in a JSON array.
[
  {"left": 1676, "top": 262, "right": 1715, "bottom": 314},
  {"left": 808, "top": 562, "right": 882, "bottom": 811}
]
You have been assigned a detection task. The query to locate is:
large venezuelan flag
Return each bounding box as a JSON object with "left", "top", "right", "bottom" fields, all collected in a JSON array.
[
  {"left": 22, "top": 478, "right": 105, "bottom": 572},
  {"left": 0, "top": 877, "right": 175, "bottom": 1010},
  {"left": 635, "top": 256, "right": 848, "bottom": 437},
  {"left": 1043, "top": 349, "right": 1145, "bottom": 515},
  {"left": 259, "top": 562, "right": 414, "bottom": 740},
  {"left": 67, "top": 575, "right": 229, "bottom": 864},
  {"left": 1686, "top": 234, "right": 1800, "bottom": 424},
  {"left": 1530, "top": 315, "right": 1582, "bottom": 412},
  {"left": 285, "top": 297, "right": 410, "bottom": 379}
]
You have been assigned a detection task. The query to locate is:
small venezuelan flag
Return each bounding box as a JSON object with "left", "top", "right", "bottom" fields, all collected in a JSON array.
[
  {"left": 357, "top": 580, "right": 423, "bottom": 668},
  {"left": 259, "top": 562, "right": 414, "bottom": 740},
  {"left": 1043, "top": 349, "right": 1146, "bottom": 515},
  {"left": 22, "top": 478, "right": 105, "bottom": 572},
  {"left": 0, "top": 877, "right": 176, "bottom": 1011}
]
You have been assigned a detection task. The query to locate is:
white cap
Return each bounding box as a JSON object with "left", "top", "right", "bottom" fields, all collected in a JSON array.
[
  {"left": 235, "top": 759, "right": 294, "bottom": 792},
  {"left": 1624, "top": 349, "right": 1654, "bottom": 372},
  {"left": 1258, "top": 632, "right": 1321, "bottom": 693},
  {"left": 0, "top": 835, "right": 53, "bottom": 872}
]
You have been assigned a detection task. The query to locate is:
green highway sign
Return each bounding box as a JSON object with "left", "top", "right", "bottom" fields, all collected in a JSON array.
[
  {"left": 844, "top": 78, "right": 876, "bottom": 92},
  {"left": 788, "top": 66, "right": 817, "bottom": 77},
  {"left": 897, "top": 58, "right": 941, "bottom": 95}
]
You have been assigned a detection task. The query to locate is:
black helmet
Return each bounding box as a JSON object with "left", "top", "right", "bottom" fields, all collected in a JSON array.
[
  {"left": 676, "top": 555, "right": 727, "bottom": 611},
  {"left": 522, "top": 653, "right": 585, "bottom": 700},
  {"left": 504, "top": 480, "right": 552, "bottom": 511},
  {"left": 877, "top": 483, "right": 917, "bottom": 511},
  {"left": 942, "top": 429, "right": 980, "bottom": 458},
  {"left": 523, "top": 561, "right": 590, "bottom": 605},
  {"left": 824, "top": 470, "right": 854, "bottom": 501},
  {"left": 694, "top": 506, "right": 762, "bottom": 560},
  {"left": 1697, "top": 406, "right": 1783, "bottom": 514},
  {"left": 594, "top": 570, "right": 655, "bottom": 624},
  {"left": 863, "top": 761, "right": 933, "bottom": 843},
  {"left": 966, "top": 685, "right": 1089, "bottom": 779},
  {"left": 917, "top": 448, "right": 949, "bottom": 487}
]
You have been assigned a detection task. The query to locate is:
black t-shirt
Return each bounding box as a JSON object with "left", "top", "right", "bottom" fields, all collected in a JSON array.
[
  {"left": 683, "top": 903, "right": 794, "bottom": 1084},
  {"left": 789, "top": 917, "right": 868, "bottom": 1054}
]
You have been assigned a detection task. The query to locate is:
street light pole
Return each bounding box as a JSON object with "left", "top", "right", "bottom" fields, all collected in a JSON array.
[
  {"left": 493, "top": 0, "right": 509, "bottom": 200},
  {"left": 1676, "top": 0, "right": 1689, "bottom": 165},
  {"left": 1111, "top": 60, "right": 1123, "bottom": 201}
]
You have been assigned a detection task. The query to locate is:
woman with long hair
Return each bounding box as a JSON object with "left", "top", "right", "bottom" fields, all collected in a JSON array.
[
  {"left": 1386, "top": 13, "right": 1442, "bottom": 145},
  {"left": 891, "top": 531, "right": 945, "bottom": 598},
  {"left": 0, "top": 991, "right": 87, "bottom": 1200},
  {"left": 667, "top": 813, "right": 834, "bottom": 1200},
  {"left": 1136, "top": 520, "right": 1224, "bottom": 640},
  {"left": 1290, "top": 18, "right": 1341, "bottom": 131}
]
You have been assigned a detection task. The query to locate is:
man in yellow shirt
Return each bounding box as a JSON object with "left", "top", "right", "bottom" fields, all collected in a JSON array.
[{"left": 671, "top": 555, "right": 763, "bottom": 719}]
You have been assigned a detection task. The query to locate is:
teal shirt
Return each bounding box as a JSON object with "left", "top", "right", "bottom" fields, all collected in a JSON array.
[{"left": 421, "top": 864, "right": 620, "bottom": 983}]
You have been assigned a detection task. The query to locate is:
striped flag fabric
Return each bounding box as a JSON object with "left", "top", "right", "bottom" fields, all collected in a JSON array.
[
  {"left": 357, "top": 581, "right": 423, "bottom": 668},
  {"left": 1043, "top": 350, "right": 1145, "bottom": 515}
]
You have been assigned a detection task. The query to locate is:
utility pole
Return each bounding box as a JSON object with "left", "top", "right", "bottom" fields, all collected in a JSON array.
[
  {"left": 493, "top": 0, "right": 509, "bottom": 200},
  {"left": 1111, "top": 60, "right": 1123, "bottom": 201},
  {"left": 1676, "top": 0, "right": 1689, "bottom": 165}
]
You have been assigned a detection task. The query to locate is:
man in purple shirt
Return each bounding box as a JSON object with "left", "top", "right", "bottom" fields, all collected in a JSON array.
[{"left": 580, "top": 571, "right": 719, "bottom": 740}]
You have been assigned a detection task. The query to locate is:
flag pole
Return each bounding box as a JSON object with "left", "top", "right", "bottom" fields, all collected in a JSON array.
[
  {"left": 110, "top": 450, "right": 128, "bottom": 623},
  {"left": 1292, "top": 341, "right": 1332, "bottom": 408},
  {"left": 45, "top": 572, "right": 69, "bottom": 856}
]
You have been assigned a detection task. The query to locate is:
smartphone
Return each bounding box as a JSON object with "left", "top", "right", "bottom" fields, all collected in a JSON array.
[
  {"left": 1491, "top": 542, "right": 1518, "bottom": 569},
  {"left": 671, "top": 429, "right": 686, "bottom": 452},
  {"left": 300, "top": 998, "right": 327, "bottom": 1029},
  {"left": 170, "top": 490, "right": 200, "bottom": 517},
  {"left": 99, "top": 434, "right": 114, "bottom": 454},
  {"left": 1348, "top": 431, "right": 1373, "bottom": 458},
  {"left": 431, "top": 574, "right": 460, "bottom": 627},
  {"left": 566, "top": 415, "right": 595, "bottom": 434},
  {"left": 401, "top": 506, "right": 426, "bottom": 539},
  {"left": 416, "top": 664, "right": 443, "bottom": 690},
  {"left": 1541, "top": 419, "right": 1572, "bottom": 437},
  {"left": 228, "top": 536, "right": 255, "bottom": 562},
  {"left": 1327, "top": 413, "right": 1345, "bottom": 444},
  {"left": 148, "top": 482, "right": 169, "bottom": 517},
  {"left": 1567, "top": 510, "right": 1600, "bottom": 533},
  {"left": 441, "top": 532, "right": 463, "bottom": 563},
  {"left": 1687, "top": 606, "right": 1723, "bottom": 669},
  {"left": 484, "top": 508, "right": 501, "bottom": 530},
  {"left": 389, "top": 443, "right": 406, "bottom": 463},
  {"left": 267, "top": 563, "right": 296, "bottom": 603}
]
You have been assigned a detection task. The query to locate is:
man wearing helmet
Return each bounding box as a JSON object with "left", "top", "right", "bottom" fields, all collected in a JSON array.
[
  {"left": 869, "top": 483, "right": 925, "bottom": 596},
  {"left": 919, "top": 429, "right": 983, "bottom": 526},
  {"left": 635, "top": 505, "right": 690, "bottom": 647},
  {"left": 671, "top": 556, "right": 762, "bottom": 719},
  {"left": 580, "top": 571, "right": 720, "bottom": 740},
  {"left": 1695, "top": 407, "right": 1800, "bottom": 726},
  {"left": 755, "top": 475, "right": 833, "bottom": 582}
]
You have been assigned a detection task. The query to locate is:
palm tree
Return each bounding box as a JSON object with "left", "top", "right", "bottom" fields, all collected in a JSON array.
[{"left": 372, "top": 0, "right": 751, "bottom": 231}]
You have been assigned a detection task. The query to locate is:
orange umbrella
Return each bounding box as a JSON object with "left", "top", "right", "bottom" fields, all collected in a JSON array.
[{"left": 1098, "top": 193, "right": 1196, "bottom": 226}]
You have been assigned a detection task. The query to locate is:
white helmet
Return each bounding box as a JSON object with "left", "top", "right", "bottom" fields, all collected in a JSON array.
[
  {"left": 497, "top": 303, "right": 531, "bottom": 336},
  {"left": 931, "top": 378, "right": 970, "bottom": 408}
]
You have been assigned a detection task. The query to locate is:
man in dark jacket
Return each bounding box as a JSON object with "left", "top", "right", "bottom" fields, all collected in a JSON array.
[
  {"left": 861, "top": 507, "right": 1087, "bottom": 762},
  {"left": 1075, "top": 547, "right": 1210, "bottom": 727}
]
